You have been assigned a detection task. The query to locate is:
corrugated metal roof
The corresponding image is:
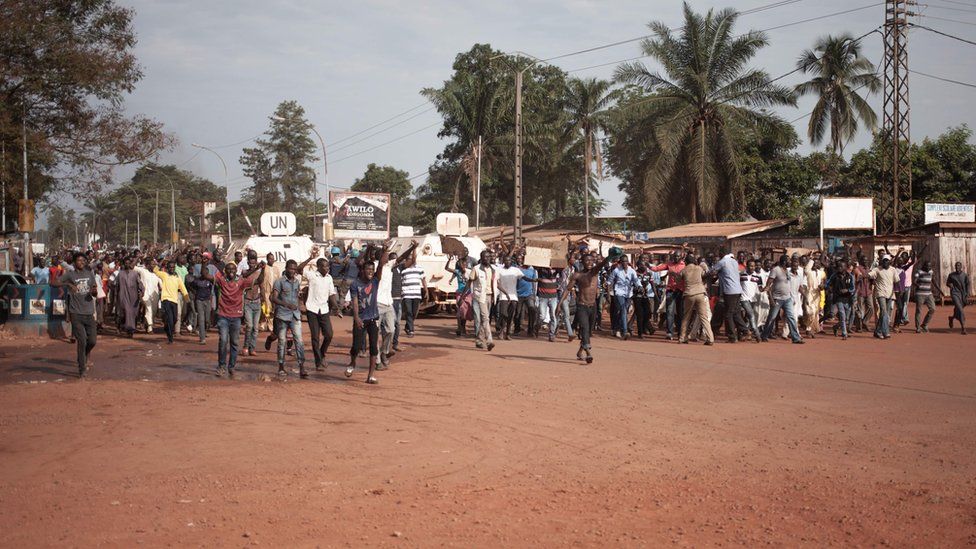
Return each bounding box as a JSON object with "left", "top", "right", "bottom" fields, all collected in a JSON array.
[{"left": 642, "top": 219, "right": 797, "bottom": 240}]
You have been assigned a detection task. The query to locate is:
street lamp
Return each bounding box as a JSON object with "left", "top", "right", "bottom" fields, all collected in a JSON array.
[
  {"left": 271, "top": 114, "right": 330, "bottom": 227},
  {"left": 125, "top": 184, "right": 141, "bottom": 247},
  {"left": 191, "top": 143, "right": 232, "bottom": 249},
  {"left": 489, "top": 51, "right": 544, "bottom": 242},
  {"left": 144, "top": 165, "right": 177, "bottom": 245}
]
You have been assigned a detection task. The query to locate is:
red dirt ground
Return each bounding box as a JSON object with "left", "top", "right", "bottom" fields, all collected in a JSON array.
[{"left": 1, "top": 308, "right": 975, "bottom": 547}]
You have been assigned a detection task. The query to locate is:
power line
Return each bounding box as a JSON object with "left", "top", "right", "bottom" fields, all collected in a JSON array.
[
  {"left": 328, "top": 121, "right": 442, "bottom": 165},
  {"left": 910, "top": 68, "right": 976, "bottom": 88},
  {"left": 326, "top": 102, "right": 430, "bottom": 147},
  {"left": 923, "top": 2, "right": 976, "bottom": 14},
  {"left": 540, "top": 0, "right": 808, "bottom": 62},
  {"left": 935, "top": 0, "right": 976, "bottom": 6},
  {"left": 329, "top": 106, "right": 438, "bottom": 154},
  {"left": 922, "top": 13, "right": 976, "bottom": 25},
  {"left": 564, "top": 3, "right": 883, "bottom": 75},
  {"left": 911, "top": 22, "right": 976, "bottom": 45}
]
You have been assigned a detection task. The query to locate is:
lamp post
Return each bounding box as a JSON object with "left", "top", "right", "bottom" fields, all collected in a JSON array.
[
  {"left": 144, "top": 165, "right": 177, "bottom": 245},
  {"left": 489, "top": 51, "right": 543, "bottom": 242},
  {"left": 126, "top": 185, "right": 141, "bottom": 247},
  {"left": 191, "top": 143, "right": 232, "bottom": 248},
  {"left": 271, "top": 114, "right": 330, "bottom": 229}
]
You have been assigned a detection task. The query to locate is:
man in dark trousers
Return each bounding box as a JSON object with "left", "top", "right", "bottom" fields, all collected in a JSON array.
[{"left": 52, "top": 252, "right": 99, "bottom": 378}]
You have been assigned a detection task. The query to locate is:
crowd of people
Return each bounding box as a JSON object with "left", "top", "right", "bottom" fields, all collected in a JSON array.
[
  {"left": 445, "top": 239, "right": 971, "bottom": 364},
  {"left": 9, "top": 236, "right": 972, "bottom": 381}
]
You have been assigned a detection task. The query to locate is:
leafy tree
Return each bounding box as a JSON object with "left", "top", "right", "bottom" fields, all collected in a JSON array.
[
  {"left": 239, "top": 100, "right": 319, "bottom": 233},
  {"left": 612, "top": 3, "right": 796, "bottom": 224},
  {"left": 351, "top": 163, "right": 415, "bottom": 228},
  {"left": 564, "top": 77, "right": 616, "bottom": 231},
  {"left": 0, "top": 0, "right": 172, "bottom": 214},
  {"left": 422, "top": 60, "right": 509, "bottom": 213},
  {"left": 43, "top": 204, "right": 77, "bottom": 247},
  {"left": 418, "top": 44, "right": 581, "bottom": 229},
  {"left": 240, "top": 146, "right": 277, "bottom": 211},
  {"left": 795, "top": 34, "right": 880, "bottom": 157}
]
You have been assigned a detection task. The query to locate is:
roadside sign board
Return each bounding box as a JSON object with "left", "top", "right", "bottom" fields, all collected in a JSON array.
[
  {"left": 330, "top": 191, "right": 391, "bottom": 240},
  {"left": 924, "top": 203, "right": 975, "bottom": 224}
]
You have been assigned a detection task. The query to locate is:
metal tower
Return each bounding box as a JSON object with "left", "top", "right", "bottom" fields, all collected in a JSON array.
[{"left": 880, "top": 0, "right": 915, "bottom": 233}]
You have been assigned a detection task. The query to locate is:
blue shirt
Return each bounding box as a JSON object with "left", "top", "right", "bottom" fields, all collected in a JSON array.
[
  {"left": 454, "top": 267, "right": 467, "bottom": 293},
  {"left": 30, "top": 266, "right": 50, "bottom": 284},
  {"left": 351, "top": 277, "right": 380, "bottom": 321},
  {"left": 516, "top": 267, "right": 536, "bottom": 298},
  {"left": 609, "top": 266, "right": 640, "bottom": 298},
  {"left": 273, "top": 276, "right": 303, "bottom": 321},
  {"left": 709, "top": 254, "right": 743, "bottom": 295}
]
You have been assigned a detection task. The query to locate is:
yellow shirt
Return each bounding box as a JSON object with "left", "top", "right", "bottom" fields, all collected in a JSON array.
[{"left": 154, "top": 268, "right": 189, "bottom": 304}]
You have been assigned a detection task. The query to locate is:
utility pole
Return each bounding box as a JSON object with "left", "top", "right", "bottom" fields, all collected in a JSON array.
[
  {"left": 880, "top": 0, "right": 915, "bottom": 233},
  {"left": 22, "top": 112, "right": 32, "bottom": 274},
  {"left": 1, "top": 142, "right": 6, "bottom": 232},
  {"left": 491, "top": 51, "right": 543, "bottom": 244},
  {"left": 514, "top": 69, "right": 524, "bottom": 242},
  {"left": 154, "top": 190, "right": 159, "bottom": 244},
  {"left": 475, "top": 135, "right": 482, "bottom": 230}
]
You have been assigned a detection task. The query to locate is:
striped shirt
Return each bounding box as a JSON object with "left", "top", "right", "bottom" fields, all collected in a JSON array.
[
  {"left": 537, "top": 276, "right": 558, "bottom": 297},
  {"left": 914, "top": 269, "right": 934, "bottom": 296},
  {"left": 400, "top": 266, "right": 425, "bottom": 299}
]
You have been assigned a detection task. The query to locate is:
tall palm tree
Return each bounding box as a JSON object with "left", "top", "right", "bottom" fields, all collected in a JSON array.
[
  {"left": 422, "top": 71, "right": 509, "bottom": 214},
  {"left": 614, "top": 3, "right": 796, "bottom": 223},
  {"left": 564, "top": 77, "right": 616, "bottom": 232},
  {"left": 795, "top": 34, "right": 881, "bottom": 156}
]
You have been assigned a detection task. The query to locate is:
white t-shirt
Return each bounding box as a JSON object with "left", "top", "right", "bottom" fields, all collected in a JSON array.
[
  {"left": 495, "top": 266, "right": 523, "bottom": 301},
  {"left": 305, "top": 270, "right": 337, "bottom": 314}
]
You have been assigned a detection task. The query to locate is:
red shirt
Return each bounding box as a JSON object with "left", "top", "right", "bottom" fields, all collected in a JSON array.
[
  {"left": 214, "top": 271, "right": 259, "bottom": 318},
  {"left": 651, "top": 261, "right": 686, "bottom": 292}
]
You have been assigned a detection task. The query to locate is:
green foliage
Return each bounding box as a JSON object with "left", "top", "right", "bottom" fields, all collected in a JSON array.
[
  {"left": 351, "top": 163, "right": 415, "bottom": 228},
  {"left": 239, "top": 100, "right": 320, "bottom": 234},
  {"left": 0, "top": 0, "right": 172, "bottom": 214},
  {"left": 795, "top": 34, "right": 880, "bottom": 155},
  {"left": 65, "top": 164, "right": 224, "bottom": 246},
  {"left": 416, "top": 44, "right": 592, "bottom": 230},
  {"left": 611, "top": 3, "right": 796, "bottom": 225}
]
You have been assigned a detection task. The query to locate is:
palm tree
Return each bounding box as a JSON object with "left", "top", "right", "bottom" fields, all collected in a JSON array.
[
  {"left": 564, "top": 77, "right": 616, "bottom": 232},
  {"left": 795, "top": 34, "right": 881, "bottom": 156},
  {"left": 422, "top": 71, "right": 509, "bottom": 215},
  {"left": 614, "top": 3, "right": 796, "bottom": 223}
]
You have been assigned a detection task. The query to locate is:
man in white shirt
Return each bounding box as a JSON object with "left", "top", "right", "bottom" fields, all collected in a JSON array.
[
  {"left": 494, "top": 255, "right": 523, "bottom": 340},
  {"left": 868, "top": 255, "right": 899, "bottom": 339},
  {"left": 467, "top": 250, "right": 497, "bottom": 351},
  {"left": 305, "top": 257, "right": 339, "bottom": 371},
  {"left": 135, "top": 258, "right": 161, "bottom": 333},
  {"left": 377, "top": 241, "right": 418, "bottom": 367}
]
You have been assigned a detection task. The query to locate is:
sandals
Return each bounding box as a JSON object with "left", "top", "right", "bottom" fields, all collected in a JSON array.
[
  {"left": 345, "top": 366, "right": 355, "bottom": 378},
  {"left": 366, "top": 376, "right": 379, "bottom": 384}
]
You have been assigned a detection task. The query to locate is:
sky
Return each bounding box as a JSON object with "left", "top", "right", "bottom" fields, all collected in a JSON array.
[{"left": 119, "top": 0, "right": 976, "bottom": 218}]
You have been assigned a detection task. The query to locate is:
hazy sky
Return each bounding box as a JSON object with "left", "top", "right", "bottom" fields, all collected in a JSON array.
[{"left": 121, "top": 0, "right": 976, "bottom": 217}]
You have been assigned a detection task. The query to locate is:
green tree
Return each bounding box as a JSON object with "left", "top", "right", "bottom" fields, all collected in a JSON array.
[
  {"left": 418, "top": 44, "right": 578, "bottom": 228},
  {"left": 422, "top": 63, "right": 509, "bottom": 213},
  {"left": 795, "top": 34, "right": 880, "bottom": 156},
  {"left": 239, "top": 100, "right": 319, "bottom": 233},
  {"left": 612, "top": 3, "right": 796, "bottom": 224},
  {"left": 564, "top": 77, "right": 616, "bottom": 231},
  {"left": 351, "top": 163, "right": 415, "bottom": 228},
  {"left": 43, "top": 204, "right": 77, "bottom": 247},
  {"left": 0, "top": 0, "right": 172, "bottom": 214}
]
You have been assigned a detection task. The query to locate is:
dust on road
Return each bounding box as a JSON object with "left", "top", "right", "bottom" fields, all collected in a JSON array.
[{"left": 1, "top": 311, "right": 974, "bottom": 546}]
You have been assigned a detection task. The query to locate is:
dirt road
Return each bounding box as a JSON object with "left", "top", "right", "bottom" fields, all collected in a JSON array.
[{"left": 1, "top": 310, "right": 975, "bottom": 546}]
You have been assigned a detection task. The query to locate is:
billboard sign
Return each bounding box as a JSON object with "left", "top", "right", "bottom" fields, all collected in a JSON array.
[
  {"left": 822, "top": 197, "right": 875, "bottom": 230},
  {"left": 924, "top": 203, "right": 975, "bottom": 224},
  {"left": 330, "top": 191, "right": 390, "bottom": 240}
]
